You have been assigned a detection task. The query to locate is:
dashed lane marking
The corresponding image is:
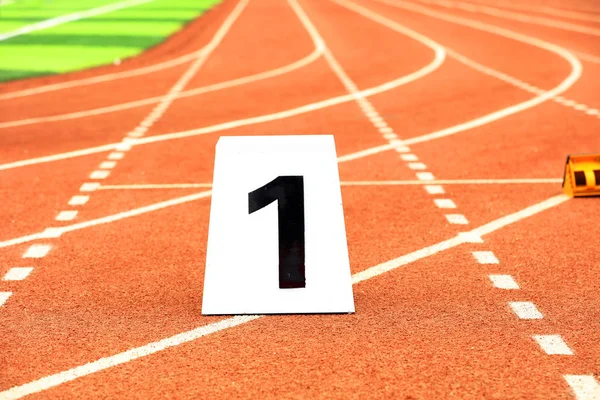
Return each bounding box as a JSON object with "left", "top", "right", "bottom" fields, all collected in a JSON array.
[
  {"left": 407, "top": 162, "right": 427, "bottom": 170},
  {"left": 564, "top": 375, "right": 600, "bottom": 400},
  {"left": 434, "top": 198, "right": 457, "bottom": 208},
  {"left": 3, "top": 267, "right": 34, "bottom": 281},
  {"left": 99, "top": 161, "right": 117, "bottom": 169},
  {"left": 472, "top": 251, "right": 499, "bottom": 264},
  {"left": 416, "top": 172, "right": 435, "bottom": 181},
  {"left": 89, "top": 171, "right": 110, "bottom": 180},
  {"left": 509, "top": 301, "right": 544, "bottom": 319},
  {"left": 445, "top": 214, "right": 468, "bottom": 224},
  {"left": 400, "top": 154, "right": 418, "bottom": 161},
  {"left": 532, "top": 335, "right": 574, "bottom": 355},
  {"left": 115, "top": 143, "right": 132, "bottom": 152},
  {"left": 0, "top": 292, "right": 12, "bottom": 307},
  {"left": 68, "top": 196, "right": 89, "bottom": 206},
  {"left": 424, "top": 185, "right": 444, "bottom": 194},
  {"left": 489, "top": 274, "right": 519, "bottom": 289},
  {"left": 22, "top": 244, "right": 52, "bottom": 258},
  {"left": 80, "top": 183, "right": 100, "bottom": 192},
  {"left": 56, "top": 211, "right": 78, "bottom": 221},
  {"left": 0, "top": 194, "right": 571, "bottom": 399},
  {"left": 457, "top": 232, "right": 482, "bottom": 243},
  {"left": 107, "top": 152, "right": 125, "bottom": 161},
  {"left": 40, "top": 228, "right": 63, "bottom": 239}
]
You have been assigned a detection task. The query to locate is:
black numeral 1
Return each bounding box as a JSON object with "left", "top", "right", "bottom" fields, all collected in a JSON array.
[{"left": 248, "top": 176, "right": 305, "bottom": 289}]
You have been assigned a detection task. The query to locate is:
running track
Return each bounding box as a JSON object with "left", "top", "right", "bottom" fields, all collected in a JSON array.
[{"left": 0, "top": 0, "right": 599, "bottom": 398}]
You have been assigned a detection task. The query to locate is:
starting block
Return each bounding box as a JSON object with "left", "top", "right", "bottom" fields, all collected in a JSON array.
[{"left": 562, "top": 153, "right": 600, "bottom": 197}]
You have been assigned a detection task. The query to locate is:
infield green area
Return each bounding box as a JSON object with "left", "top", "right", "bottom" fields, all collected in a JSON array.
[{"left": 0, "top": 0, "right": 221, "bottom": 82}]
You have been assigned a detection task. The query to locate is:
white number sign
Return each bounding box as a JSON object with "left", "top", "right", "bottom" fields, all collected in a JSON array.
[{"left": 202, "top": 135, "right": 355, "bottom": 315}]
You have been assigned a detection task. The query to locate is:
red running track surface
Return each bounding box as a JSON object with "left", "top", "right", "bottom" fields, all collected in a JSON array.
[{"left": 0, "top": 0, "right": 599, "bottom": 398}]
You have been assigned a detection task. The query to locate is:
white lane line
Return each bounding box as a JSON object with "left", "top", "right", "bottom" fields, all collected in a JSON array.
[
  {"left": 564, "top": 375, "right": 600, "bottom": 400},
  {"left": 445, "top": 214, "right": 468, "bottom": 224},
  {"left": 67, "top": 178, "right": 563, "bottom": 191},
  {"left": 0, "top": 190, "right": 568, "bottom": 256},
  {"left": 0, "top": 0, "right": 157, "bottom": 42},
  {"left": 80, "top": 183, "right": 101, "bottom": 192},
  {"left": 0, "top": 0, "right": 252, "bottom": 101},
  {"left": 0, "top": 292, "right": 12, "bottom": 307},
  {"left": 68, "top": 196, "right": 89, "bottom": 206},
  {"left": 489, "top": 274, "right": 519, "bottom": 289},
  {"left": 354, "top": 0, "right": 582, "bottom": 141},
  {"left": 0, "top": 194, "right": 571, "bottom": 398},
  {"left": 509, "top": 301, "right": 544, "bottom": 319},
  {"left": 56, "top": 211, "right": 78, "bottom": 221},
  {"left": 289, "top": 0, "right": 443, "bottom": 169},
  {"left": 107, "top": 152, "right": 125, "bottom": 161},
  {"left": 424, "top": 184, "right": 445, "bottom": 194},
  {"left": 98, "top": 183, "right": 213, "bottom": 190},
  {"left": 115, "top": 143, "right": 132, "bottom": 152},
  {"left": 0, "top": 42, "right": 323, "bottom": 130},
  {"left": 572, "top": 51, "right": 600, "bottom": 66},
  {"left": 434, "top": 199, "right": 457, "bottom": 208},
  {"left": 40, "top": 228, "right": 63, "bottom": 239},
  {"left": 89, "top": 171, "right": 110, "bottom": 180},
  {"left": 400, "top": 154, "right": 418, "bottom": 161},
  {"left": 349, "top": 178, "right": 562, "bottom": 184},
  {"left": 3, "top": 267, "right": 34, "bottom": 281},
  {"left": 461, "top": 0, "right": 600, "bottom": 23},
  {"left": 414, "top": 0, "right": 600, "bottom": 36},
  {"left": 0, "top": 191, "right": 214, "bottom": 250},
  {"left": 532, "top": 335, "right": 574, "bottom": 355},
  {"left": 408, "top": 162, "right": 427, "bottom": 170},
  {"left": 0, "top": 0, "right": 583, "bottom": 174},
  {"left": 417, "top": 172, "right": 435, "bottom": 181},
  {"left": 472, "top": 251, "right": 499, "bottom": 264},
  {"left": 472, "top": 195, "right": 569, "bottom": 237},
  {"left": 99, "top": 161, "right": 117, "bottom": 169},
  {"left": 457, "top": 231, "right": 482, "bottom": 243},
  {"left": 23, "top": 244, "right": 52, "bottom": 259}
]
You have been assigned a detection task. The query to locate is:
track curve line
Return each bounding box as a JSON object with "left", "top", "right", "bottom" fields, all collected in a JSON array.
[
  {"left": 412, "top": 0, "right": 600, "bottom": 36},
  {"left": 0, "top": 1, "right": 256, "bottom": 102},
  {"left": 332, "top": 0, "right": 581, "bottom": 159},
  {"left": 0, "top": 15, "right": 446, "bottom": 171},
  {"left": 0, "top": 46, "right": 324, "bottom": 129}
]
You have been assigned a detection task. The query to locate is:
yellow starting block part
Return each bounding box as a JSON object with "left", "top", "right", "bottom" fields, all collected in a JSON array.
[{"left": 562, "top": 153, "right": 600, "bottom": 197}]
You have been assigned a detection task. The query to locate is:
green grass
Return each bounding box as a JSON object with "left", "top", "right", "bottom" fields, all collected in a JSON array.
[{"left": 0, "top": 0, "right": 222, "bottom": 82}]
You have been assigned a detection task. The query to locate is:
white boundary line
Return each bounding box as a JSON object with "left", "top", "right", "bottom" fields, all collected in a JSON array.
[
  {"left": 0, "top": 0, "right": 157, "bottom": 42},
  {"left": 410, "top": 0, "right": 600, "bottom": 36},
  {"left": 334, "top": 0, "right": 581, "bottom": 149},
  {"left": 0, "top": 190, "right": 213, "bottom": 249},
  {"left": 0, "top": 46, "right": 323, "bottom": 129},
  {"left": 95, "top": 178, "right": 562, "bottom": 190},
  {"left": 0, "top": 1, "right": 242, "bottom": 100},
  {"left": 0, "top": 38, "right": 444, "bottom": 171},
  {"left": 0, "top": 0, "right": 581, "bottom": 173},
  {"left": 460, "top": 0, "right": 600, "bottom": 23},
  {"left": 0, "top": 194, "right": 570, "bottom": 399}
]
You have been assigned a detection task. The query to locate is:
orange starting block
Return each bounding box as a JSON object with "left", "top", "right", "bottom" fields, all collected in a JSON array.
[{"left": 562, "top": 153, "right": 600, "bottom": 197}]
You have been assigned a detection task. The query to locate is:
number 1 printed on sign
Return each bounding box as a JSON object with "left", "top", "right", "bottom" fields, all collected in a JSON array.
[{"left": 249, "top": 176, "right": 306, "bottom": 289}]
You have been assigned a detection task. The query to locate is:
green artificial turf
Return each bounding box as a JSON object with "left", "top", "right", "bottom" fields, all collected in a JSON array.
[{"left": 0, "top": 0, "right": 221, "bottom": 82}]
